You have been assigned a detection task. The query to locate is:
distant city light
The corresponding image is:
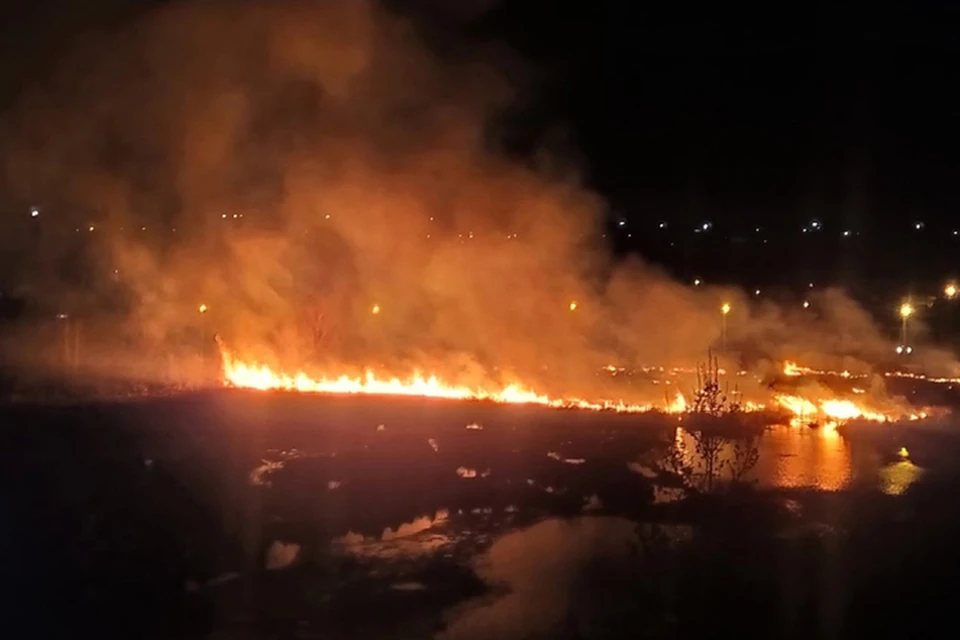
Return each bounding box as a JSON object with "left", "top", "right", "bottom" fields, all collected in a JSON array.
[
  {"left": 842, "top": 230, "right": 851, "bottom": 237},
  {"left": 88, "top": 225, "right": 95, "bottom": 232},
  {"left": 221, "top": 213, "right": 227, "bottom": 219},
  {"left": 569, "top": 301, "right": 578, "bottom": 311},
  {"left": 30, "top": 208, "right": 39, "bottom": 218},
  {"left": 198, "top": 304, "right": 208, "bottom": 314},
  {"left": 693, "top": 278, "right": 701, "bottom": 286},
  {"left": 721, "top": 303, "right": 731, "bottom": 315},
  {"left": 754, "top": 289, "right": 761, "bottom": 295},
  {"left": 808, "top": 283, "right": 814, "bottom": 288},
  {"left": 810, "top": 219, "right": 821, "bottom": 230},
  {"left": 914, "top": 221, "right": 924, "bottom": 230},
  {"left": 618, "top": 220, "right": 626, "bottom": 227},
  {"left": 802, "top": 301, "right": 810, "bottom": 309},
  {"left": 702, "top": 222, "right": 712, "bottom": 231},
  {"left": 371, "top": 304, "right": 381, "bottom": 315},
  {"left": 945, "top": 283, "right": 958, "bottom": 300},
  {"left": 900, "top": 303, "right": 914, "bottom": 319},
  {"left": 658, "top": 222, "right": 667, "bottom": 229}
]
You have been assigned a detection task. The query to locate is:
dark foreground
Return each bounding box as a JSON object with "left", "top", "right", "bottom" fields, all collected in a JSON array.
[{"left": 3, "top": 390, "right": 960, "bottom": 639}]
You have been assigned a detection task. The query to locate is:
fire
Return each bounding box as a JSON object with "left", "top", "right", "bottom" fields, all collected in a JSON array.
[
  {"left": 783, "top": 361, "right": 813, "bottom": 377},
  {"left": 772, "top": 393, "right": 916, "bottom": 426},
  {"left": 221, "top": 351, "right": 660, "bottom": 413},
  {"left": 666, "top": 391, "right": 687, "bottom": 413},
  {"left": 219, "top": 348, "right": 926, "bottom": 425},
  {"left": 783, "top": 361, "right": 862, "bottom": 379}
]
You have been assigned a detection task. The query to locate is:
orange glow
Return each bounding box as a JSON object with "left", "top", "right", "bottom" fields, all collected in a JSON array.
[
  {"left": 945, "top": 283, "right": 958, "bottom": 299},
  {"left": 371, "top": 304, "right": 381, "bottom": 315},
  {"left": 198, "top": 303, "right": 208, "bottom": 314},
  {"left": 721, "top": 303, "right": 731, "bottom": 315},
  {"left": 900, "top": 302, "right": 914, "bottom": 318},
  {"left": 569, "top": 301, "right": 578, "bottom": 311}
]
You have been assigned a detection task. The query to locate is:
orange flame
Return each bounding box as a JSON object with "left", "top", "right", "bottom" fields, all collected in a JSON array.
[
  {"left": 221, "top": 350, "right": 661, "bottom": 413},
  {"left": 782, "top": 361, "right": 810, "bottom": 377},
  {"left": 772, "top": 393, "right": 921, "bottom": 427},
  {"left": 219, "top": 348, "right": 924, "bottom": 424},
  {"left": 783, "top": 361, "right": 865, "bottom": 379}
]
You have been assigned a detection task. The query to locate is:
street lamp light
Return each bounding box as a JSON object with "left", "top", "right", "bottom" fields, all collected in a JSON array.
[
  {"left": 945, "top": 283, "right": 957, "bottom": 300},
  {"left": 198, "top": 303, "right": 210, "bottom": 345},
  {"left": 720, "top": 303, "right": 731, "bottom": 350},
  {"left": 899, "top": 302, "right": 913, "bottom": 347}
]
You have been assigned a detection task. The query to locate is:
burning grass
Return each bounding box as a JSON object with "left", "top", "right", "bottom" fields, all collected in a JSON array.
[{"left": 219, "top": 345, "right": 931, "bottom": 428}]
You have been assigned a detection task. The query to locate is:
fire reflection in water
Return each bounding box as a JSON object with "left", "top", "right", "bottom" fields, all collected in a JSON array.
[
  {"left": 756, "top": 426, "right": 851, "bottom": 491},
  {"left": 674, "top": 425, "right": 854, "bottom": 491}
]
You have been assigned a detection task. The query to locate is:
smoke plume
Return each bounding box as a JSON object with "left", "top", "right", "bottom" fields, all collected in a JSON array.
[{"left": 0, "top": 0, "right": 954, "bottom": 395}]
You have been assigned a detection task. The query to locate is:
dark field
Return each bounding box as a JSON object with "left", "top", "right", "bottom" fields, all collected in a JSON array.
[{"left": 4, "top": 390, "right": 960, "bottom": 639}]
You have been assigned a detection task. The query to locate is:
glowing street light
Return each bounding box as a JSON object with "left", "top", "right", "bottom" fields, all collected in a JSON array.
[
  {"left": 569, "top": 301, "right": 578, "bottom": 312},
  {"left": 899, "top": 302, "right": 914, "bottom": 347},
  {"left": 371, "top": 304, "right": 381, "bottom": 315},
  {"left": 198, "top": 303, "right": 210, "bottom": 346},
  {"left": 720, "top": 303, "right": 731, "bottom": 350},
  {"left": 945, "top": 283, "right": 957, "bottom": 300},
  {"left": 802, "top": 301, "right": 810, "bottom": 309},
  {"left": 693, "top": 278, "right": 702, "bottom": 286}
]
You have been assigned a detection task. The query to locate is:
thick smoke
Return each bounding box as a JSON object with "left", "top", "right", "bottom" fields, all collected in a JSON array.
[{"left": 0, "top": 1, "right": 954, "bottom": 395}]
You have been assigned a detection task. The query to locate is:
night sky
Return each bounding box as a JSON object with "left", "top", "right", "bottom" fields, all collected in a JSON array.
[{"left": 2, "top": 0, "right": 958, "bottom": 288}]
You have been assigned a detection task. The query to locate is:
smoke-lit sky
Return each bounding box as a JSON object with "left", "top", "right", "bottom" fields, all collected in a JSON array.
[{"left": 0, "top": 0, "right": 956, "bottom": 386}]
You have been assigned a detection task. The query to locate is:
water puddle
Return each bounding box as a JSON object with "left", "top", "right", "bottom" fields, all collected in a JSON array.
[{"left": 440, "top": 517, "right": 685, "bottom": 639}]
